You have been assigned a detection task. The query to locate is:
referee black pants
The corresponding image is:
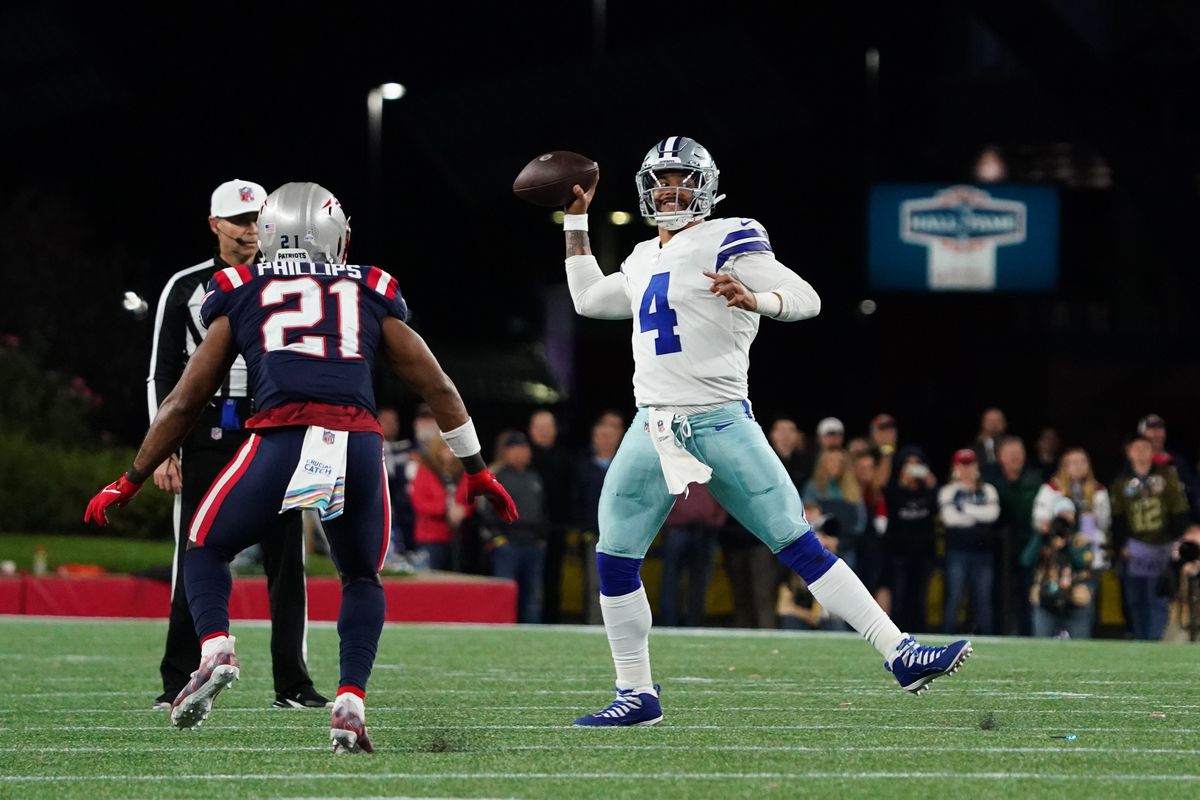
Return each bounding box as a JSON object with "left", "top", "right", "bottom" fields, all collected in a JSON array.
[{"left": 159, "top": 426, "right": 314, "bottom": 698}]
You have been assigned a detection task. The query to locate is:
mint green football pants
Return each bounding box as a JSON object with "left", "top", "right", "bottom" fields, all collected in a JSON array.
[{"left": 596, "top": 402, "right": 811, "bottom": 559}]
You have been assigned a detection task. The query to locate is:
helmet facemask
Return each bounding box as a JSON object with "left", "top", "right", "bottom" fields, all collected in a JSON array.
[
  {"left": 635, "top": 136, "right": 724, "bottom": 230},
  {"left": 637, "top": 168, "right": 718, "bottom": 231}
]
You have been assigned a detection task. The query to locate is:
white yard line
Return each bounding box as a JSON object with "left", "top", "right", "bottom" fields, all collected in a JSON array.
[
  {"left": 8, "top": 703, "right": 1185, "bottom": 716},
  {"left": 2, "top": 743, "right": 1198, "bottom": 756},
  {"left": 16, "top": 723, "right": 1200, "bottom": 734},
  {"left": 1, "top": 771, "right": 1198, "bottom": 783}
]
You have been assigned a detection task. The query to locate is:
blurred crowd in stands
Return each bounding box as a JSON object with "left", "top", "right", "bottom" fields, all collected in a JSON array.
[{"left": 283, "top": 405, "right": 1199, "bottom": 641}]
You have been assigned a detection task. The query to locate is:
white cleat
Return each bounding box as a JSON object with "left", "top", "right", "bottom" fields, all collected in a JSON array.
[
  {"left": 170, "top": 637, "right": 240, "bottom": 729},
  {"left": 330, "top": 693, "right": 374, "bottom": 754}
]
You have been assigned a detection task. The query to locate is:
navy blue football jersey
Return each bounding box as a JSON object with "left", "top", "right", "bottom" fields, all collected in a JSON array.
[{"left": 200, "top": 262, "right": 408, "bottom": 415}]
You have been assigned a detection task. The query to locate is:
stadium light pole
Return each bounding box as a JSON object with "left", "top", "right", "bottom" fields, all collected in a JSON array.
[{"left": 367, "top": 82, "right": 406, "bottom": 235}]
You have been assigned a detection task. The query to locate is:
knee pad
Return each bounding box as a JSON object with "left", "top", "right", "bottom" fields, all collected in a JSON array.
[
  {"left": 777, "top": 532, "right": 838, "bottom": 584},
  {"left": 597, "top": 552, "right": 643, "bottom": 597},
  {"left": 340, "top": 573, "right": 383, "bottom": 589}
]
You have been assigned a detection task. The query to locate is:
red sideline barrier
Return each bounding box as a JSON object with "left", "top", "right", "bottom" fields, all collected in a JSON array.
[
  {"left": 24, "top": 576, "right": 170, "bottom": 618},
  {"left": 7, "top": 574, "right": 516, "bottom": 623},
  {"left": 0, "top": 577, "right": 23, "bottom": 614}
]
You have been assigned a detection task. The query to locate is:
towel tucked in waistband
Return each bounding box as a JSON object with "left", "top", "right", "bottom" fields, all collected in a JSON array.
[
  {"left": 648, "top": 407, "right": 712, "bottom": 497},
  {"left": 281, "top": 426, "right": 348, "bottom": 521}
]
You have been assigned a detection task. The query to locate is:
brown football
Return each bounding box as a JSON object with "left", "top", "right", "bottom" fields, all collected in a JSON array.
[{"left": 512, "top": 150, "right": 598, "bottom": 207}]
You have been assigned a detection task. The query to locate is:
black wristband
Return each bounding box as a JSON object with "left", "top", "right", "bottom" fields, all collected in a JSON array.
[
  {"left": 461, "top": 453, "right": 487, "bottom": 475},
  {"left": 126, "top": 467, "right": 148, "bottom": 485}
]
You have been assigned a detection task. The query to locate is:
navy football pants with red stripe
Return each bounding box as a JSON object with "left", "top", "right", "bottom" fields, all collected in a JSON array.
[{"left": 184, "top": 427, "right": 390, "bottom": 695}]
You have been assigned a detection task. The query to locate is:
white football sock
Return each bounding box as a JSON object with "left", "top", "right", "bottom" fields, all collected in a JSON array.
[
  {"left": 336, "top": 692, "right": 365, "bottom": 715},
  {"left": 600, "top": 585, "right": 655, "bottom": 693},
  {"left": 200, "top": 634, "right": 233, "bottom": 658},
  {"left": 807, "top": 560, "right": 905, "bottom": 658}
]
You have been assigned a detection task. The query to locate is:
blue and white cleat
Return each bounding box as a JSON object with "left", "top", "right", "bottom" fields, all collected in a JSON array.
[
  {"left": 886, "top": 636, "right": 972, "bottom": 695},
  {"left": 574, "top": 684, "right": 663, "bottom": 727}
]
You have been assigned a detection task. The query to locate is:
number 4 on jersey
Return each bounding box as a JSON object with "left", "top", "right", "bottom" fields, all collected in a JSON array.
[{"left": 639, "top": 272, "right": 682, "bottom": 355}]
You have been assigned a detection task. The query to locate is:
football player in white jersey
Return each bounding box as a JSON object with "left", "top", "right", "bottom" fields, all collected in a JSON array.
[{"left": 563, "top": 136, "right": 972, "bottom": 727}]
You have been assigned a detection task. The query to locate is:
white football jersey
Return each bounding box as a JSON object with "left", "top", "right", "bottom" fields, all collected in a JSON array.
[{"left": 619, "top": 217, "right": 777, "bottom": 407}]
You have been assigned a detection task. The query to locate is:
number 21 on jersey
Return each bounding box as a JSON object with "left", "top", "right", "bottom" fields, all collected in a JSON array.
[
  {"left": 260, "top": 277, "right": 361, "bottom": 359},
  {"left": 639, "top": 272, "right": 682, "bottom": 355}
]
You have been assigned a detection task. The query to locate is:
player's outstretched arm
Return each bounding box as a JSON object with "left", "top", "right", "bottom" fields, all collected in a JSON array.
[
  {"left": 84, "top": 318, "right": 238, "bottom": 525},
  {"left": 380, "top": 317, "right": 518, "bottom": 521},
  {"left": 564, "top": 179, "right": 596, "bottom": 259},
  {"left": 380, "top": 317, "right": 470, "bottom": 440},
  {"left": 562, "top": 174, "right": 633, "bottom": 320},
  {"left": 135, "top": 317, "right": 239, "bottom": 474}
]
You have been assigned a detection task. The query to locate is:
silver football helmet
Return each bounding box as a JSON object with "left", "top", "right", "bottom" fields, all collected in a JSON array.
[
  {"left": 635, "top": 136, "right": 724, "bottom": 230},
  {"left": 257, "top": 182, "right": 351, "bottom": 263}
]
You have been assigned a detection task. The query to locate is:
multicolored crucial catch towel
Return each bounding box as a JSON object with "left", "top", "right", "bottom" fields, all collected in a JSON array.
[{"left": 281, "top": 426, "right": 349, "bottom": 521}]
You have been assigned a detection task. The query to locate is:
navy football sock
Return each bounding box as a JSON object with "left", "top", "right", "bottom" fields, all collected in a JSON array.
[
  {"left": 184, "top": 546, "right": 233, "bottom": 640},
  {"left": 596, "top": 552, "right": 643, "bottom": 596},
  {"left": 338, "top": 577, "right": 386, "bottom": 692},
  {"left": 776, "top": 532, "right": 838, "bottom": 583}
]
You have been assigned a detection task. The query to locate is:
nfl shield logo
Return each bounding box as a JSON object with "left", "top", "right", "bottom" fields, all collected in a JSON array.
[
  {"left": 322, "top": 429, "right": 335, "bottom": 445},
  {"left": 656, "top": 420, "right": 666, "bottom": 433},
  {"left": 210, "top": 427, "right": 223, "bottom": 441},
  {"left": 238, "top": 186, "right": 256, "bottom": 202}
]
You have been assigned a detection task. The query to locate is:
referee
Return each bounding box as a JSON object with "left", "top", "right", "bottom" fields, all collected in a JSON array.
[{"left": 147, "top": 178, "right": 328, "bottom": 710}]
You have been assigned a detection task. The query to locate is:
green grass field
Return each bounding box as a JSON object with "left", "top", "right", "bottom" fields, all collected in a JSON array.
[{"left": 0, "top": 619, "right": 1197, "bottom": 799}]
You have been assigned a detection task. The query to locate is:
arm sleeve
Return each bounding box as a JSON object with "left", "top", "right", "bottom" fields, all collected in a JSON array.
[
  {"left": 1167, "top": 469, "right": 1191, "bottom": 516},
  {"left": 939, "top": 485, "right": 974, "bottom": 528},
  {"left": 199, "top": 279, "right": 230, "bottom": 328},
  {"left": 364, "top": 266, "right": 409, "bottom": 320},
  {"left": 564, "top": 255, "right": 632, "bottom": 320},
  {"left": 1031, "top": 483, "right": 1055, "bottom": 530},
  {"left": 147, "top": 280, "right": 190, "bottom": 422},
  {"left": 726, "top": 251, "right": 821, "bottom": 322},
  {"left": 962, "top": 484, "right": 1001, "bottom": 523}
]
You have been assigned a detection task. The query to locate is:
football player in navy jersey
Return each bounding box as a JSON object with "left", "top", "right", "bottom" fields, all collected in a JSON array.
[{"left": 86, "top": 182, "right": 517, "bottom": 754}]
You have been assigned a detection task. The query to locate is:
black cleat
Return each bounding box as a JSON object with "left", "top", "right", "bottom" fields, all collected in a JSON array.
[{"left": 273, "top": 685, "right": 333, "bottom": 709}]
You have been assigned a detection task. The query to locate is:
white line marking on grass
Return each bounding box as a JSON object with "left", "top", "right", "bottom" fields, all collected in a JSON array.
[
  {"left": 1, "top": 771, "right": 1199, "bottom": 783},
  {"left": 10, "top": 743, "right": 1196, "bottom": 758},
  {"left": 23, "top": 692, "right": 1173, "bottom": 712},
  {"left": 0, "top": 745, "right": 328, "bottom": 753},
  {"left": 504, "top": 743, "right": 1200, "bottom": 756},
  {"left": 24, "top": 723, "right": 1200, "bottom": 734},
  {"left": 18, "top": 691, "right": 159, "bottom": 698}
]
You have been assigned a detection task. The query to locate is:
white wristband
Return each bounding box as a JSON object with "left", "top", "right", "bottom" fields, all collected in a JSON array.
[
  {"left": 440, "top": 417, "right": 482, "bottom": 458},
  {"left": 752, "top": 291, "right": 783, "bottom": 318},
  {"left": 563, "top": 214, "right": 588, "bottom": 232}
]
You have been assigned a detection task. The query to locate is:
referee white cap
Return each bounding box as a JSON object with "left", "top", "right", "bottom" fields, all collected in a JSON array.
[{"left": 210, "top": 179, "right": 267, "bottom": 217}]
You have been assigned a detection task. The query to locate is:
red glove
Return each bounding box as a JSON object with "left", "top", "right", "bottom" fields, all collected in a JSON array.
[
  {"left": 84, "top": 474, "right": 143, "bottom": 527},
  {"left": 466, "top": 468, "right": 518, "bottom": 523}
]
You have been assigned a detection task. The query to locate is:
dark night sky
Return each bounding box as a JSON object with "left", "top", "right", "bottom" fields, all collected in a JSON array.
[{"left": 4, "top": 1, "right": 1200, "bottom": 478}]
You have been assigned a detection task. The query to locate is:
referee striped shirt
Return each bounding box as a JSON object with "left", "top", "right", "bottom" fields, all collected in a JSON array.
[{"left": 147, "top": 256, "right": 249, "bottom": 422}]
